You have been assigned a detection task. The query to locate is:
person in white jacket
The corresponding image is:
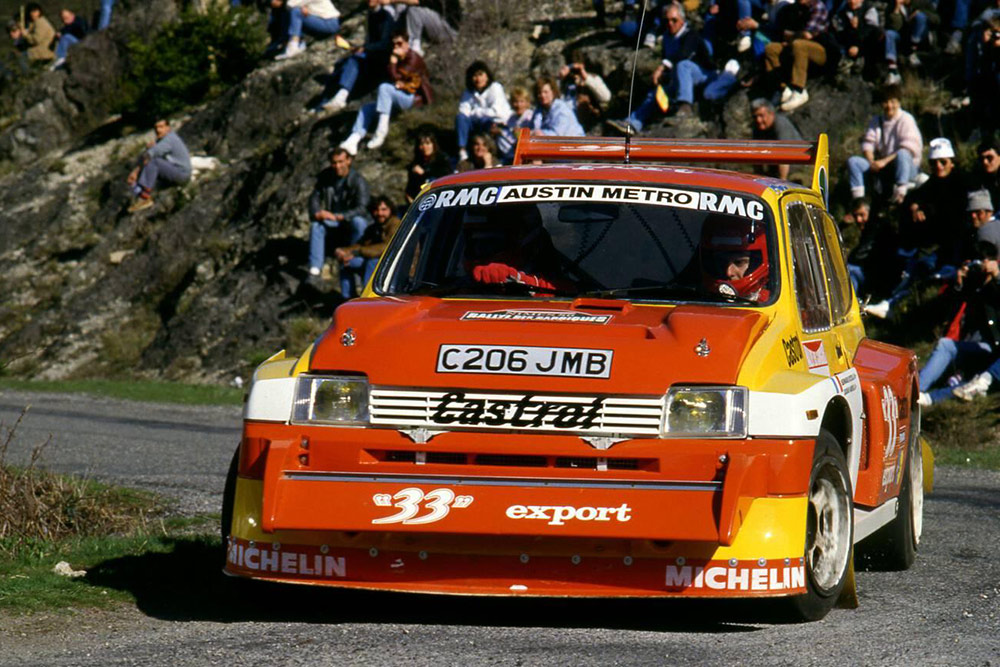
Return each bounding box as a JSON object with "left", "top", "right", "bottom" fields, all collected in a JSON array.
[
  {"left": 276, "top": 0, "right": 341, "bottom": 60},
  {"left": 455, "top": 61, "right": 511, "bottom": 162}
]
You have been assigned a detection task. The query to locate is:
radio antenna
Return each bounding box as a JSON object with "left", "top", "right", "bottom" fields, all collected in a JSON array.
[{"left": 623, "top": 0, "right": 650, "bottom": 165}]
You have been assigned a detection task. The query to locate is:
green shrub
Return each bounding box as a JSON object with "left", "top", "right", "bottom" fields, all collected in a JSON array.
[{"left": 117, "top": 6, "right": 266, "bottom": 123}]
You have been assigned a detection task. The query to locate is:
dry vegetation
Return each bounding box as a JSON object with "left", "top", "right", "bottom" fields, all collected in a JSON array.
[{"left": 0, "top": 408, "right": 161, "bottom": 558}]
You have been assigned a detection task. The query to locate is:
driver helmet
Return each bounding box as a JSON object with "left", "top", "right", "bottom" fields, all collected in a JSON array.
[{"left": 700, "top": 215, "right": 770, "bottom": 302}]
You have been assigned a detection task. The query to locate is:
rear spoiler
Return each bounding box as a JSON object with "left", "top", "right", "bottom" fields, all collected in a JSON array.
[{"left": 512, "top": 129, "right": 830, "bottom": 207}]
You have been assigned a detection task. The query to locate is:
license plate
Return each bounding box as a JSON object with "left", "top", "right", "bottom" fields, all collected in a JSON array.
[{"left": 436, "top": 345, "right": 613, "bottom": 378}]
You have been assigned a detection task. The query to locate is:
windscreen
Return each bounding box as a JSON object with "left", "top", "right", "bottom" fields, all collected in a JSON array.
[{"left": 376, "top": 182, "right": 777, "bottom": 305}]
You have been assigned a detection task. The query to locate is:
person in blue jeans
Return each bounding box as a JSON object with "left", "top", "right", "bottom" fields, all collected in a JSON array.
[
  {"left": 307, "top": 149, "right": 371, "bottom": 284},
  {"left": 98, "top": 0, "right": 115, "bottom": 30},
  {"left": 275, "top": 0, "right": 341, "bottom": 60},
  {"left": 51, "top": 8, "right": 89, "bottom": 70},
  {"left": 918, "top": 241, "right": 1000, "bottom": 405},
  {"left": 333, "top": 195, "right": 400, "bottom": 298}
]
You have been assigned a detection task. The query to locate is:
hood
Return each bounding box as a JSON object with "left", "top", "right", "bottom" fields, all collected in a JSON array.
[{"left": 309, "top": 297, "right": 768, "bottom": 394}]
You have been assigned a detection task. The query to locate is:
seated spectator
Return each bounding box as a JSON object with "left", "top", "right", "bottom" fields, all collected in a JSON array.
[
  {"left": 313, "top": 0, "right": 396, "bottom": 113},
  {"left": 883, "top": 0, "right": 938, "bottom": 76},
  {"left": 126, "top": 119, "right": 192, "bottom": 213},
  {"left": 749, "top": 98, "right": 803, "bottom": 180},
  {"left": 339, "top": 29, "right": 432, "bottom": 154},
  {"left": 405, "top": 128, "right": 452, "bottom": 202},
  {"left": 275, "top": 0, "right": 341, "bottom": 60},
  {"left": 334, "top": 194, "right": 401, "bottom": 298},
  {"left": 918, "top": 241, "right": 1000, "bottom": 406},
  {"left": 703, "top": 0, "right": 757, "bottom": 55},
  {"left": 51, "top": 8, "right": 89, "bottom": 71},
  {"left": 846, "top": 84, "right": 922, "bottom": 204},
  {"left": 98, "top": 0, "right": 115, "bottom": 30},
  {"left": 307, "top": 148, "right": 371, "bottom": 284},
  {"left": 763, "top": 0, "right": 840, "bottom": 112},
  {"left": 865, "top": 137, "right": 959, "bottom": 318},
  {"left": 842, "top": 197, "right": 896, "bottom": 296},
  {"left": 455, "top": 61, "right": 511, "bottom": 163},
  {"left": 265, "top": 1, "right": 290, "bottom": 56},
  {"left": 968, "top": 17, "right": 1000, "bottom": 140},
  {"left": 970, "top": 189, "right": 1000, "bottom": 247},
  {"left": 970, "top": 139, "right": 1000, "bottom": 209},
  {"left": 832, "top": 0, "right": 887, "bottom": 79},
  {"left": 530, "top": 76, "right": 584, "bottom": 136},
  {"left": 495, "top": 86, "right": 533, "bottom": 163},
  {"left": 559, "top": 56, "right": 612, "bottom": 131},
  {"left": 388, "top": 0, "right": 459, "bottom": 55},
  {"left": 456, "top": 132, "right": 499, "bottom": 172},
  {"left": 15, "top": 3, "right": 55, "bottom": 63},
  {"left": 608, "top": 2, "right": 729, "bottom": 131}
]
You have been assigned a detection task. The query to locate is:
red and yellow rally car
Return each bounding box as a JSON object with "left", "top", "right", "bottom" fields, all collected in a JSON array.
[{"left": 223, "top": 132, "right": 931, "bottom": 621}]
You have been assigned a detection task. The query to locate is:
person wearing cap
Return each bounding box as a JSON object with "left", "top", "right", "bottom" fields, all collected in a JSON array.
[
  {"left": 847, "top": 84, "right": 922, "bottom": 205},
  {"left": 970, "top": 188, "right": 1000, "bottom": 247},
  {"left": 970, "top": 139, "right": 1000, "bottom": 213},
  {"left": 864, "top": 137, "right": 964, "bottom": 319}
]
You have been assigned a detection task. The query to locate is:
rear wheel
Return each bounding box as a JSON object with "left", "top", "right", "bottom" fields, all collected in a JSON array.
[
  {"left": 786, "top": 430, "right": 854, "bottom": 622},
  {"left": 858, "top": 413, "right": 923, "bottom": 570}
]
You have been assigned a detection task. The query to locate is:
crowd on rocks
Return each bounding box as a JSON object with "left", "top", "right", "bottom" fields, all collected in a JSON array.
[{"left": 5, "top": 0, "right": 1000, "bottom": 404}]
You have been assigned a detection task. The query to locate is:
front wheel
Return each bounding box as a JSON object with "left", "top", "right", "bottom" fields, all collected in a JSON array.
[{"left": 786, "top": 430, "right": 854, "bottom": 622}]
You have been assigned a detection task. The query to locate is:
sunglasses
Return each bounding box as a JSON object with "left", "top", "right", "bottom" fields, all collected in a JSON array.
[{"left": 931, "top": 158, "right": 951, "bottom": 164}]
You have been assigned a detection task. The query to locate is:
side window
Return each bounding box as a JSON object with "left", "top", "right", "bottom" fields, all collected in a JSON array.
[
  {"left": 809, "top": 205, "right": 853, "bottom": 324},
  {"left": 787, "top": 202, "right": 831, "bottom": 332}
]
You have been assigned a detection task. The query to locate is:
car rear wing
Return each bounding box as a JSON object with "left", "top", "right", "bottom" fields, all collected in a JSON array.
[{"left": 512, "top": 129, "right": 831, "bottom": 206}]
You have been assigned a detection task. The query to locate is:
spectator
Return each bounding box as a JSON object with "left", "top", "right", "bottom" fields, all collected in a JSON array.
[
  {"left": 456, "top": 132, "right": 499, "bottom": 172},
  {"left": 846, "top": 84, "right": 922, "bottom": 204},
  {"left": 265, "top": 1, "right": 290, "bottom": 56},
  {"left": 275, "top": 0, "right": 341, "bottom": 60},
  {"left": 749, "top": 98, "right": 803, "bottom": 180},
  {"left": 970, "top": 139, "right": 1000, "bottom": 209},
  {"left": 968, "top": 17, "right": 1000, "bottom": 140},
  {"left": 843, "top": 197, "right": 895, "bottom": 296},
  {"left": 16, "top": 3, "right": 55, "bottom": 63},
  {"left": 51, "top": 8, "right": 89, "bottom": 71},
  {"left": 832, "top": 0, "right": 887, "bottom": 79},
  {"left": 495, "top": 85, "right": 533, "bottom": 163},
  {"left": 340, "top": 29, "right": 431, "bottom": 154},
  {"left": 559, "top": 56, "right": 612, "bottom": 131},
  {"left": 334, "top": 194, "right": 401, "bottom": 298},
  {"left": 126, "top": 119, "right": 192, "bottom": 213},
  {"left": 405, "top": 128, "right": 452, "bottom": 202},
  {"left": 969, "top": 189, "right": 1000, "bottom": 246},
  {"left": 917, "top": 240, "right": 1000, "bottom": 405},
  {"left": 607, "top": 2, "right": 721, "bottom": 132},
  {"left": 763, "top": 0, "right": 839, "bottom": 112},
  {"left": 385, "top": 0, "right": 459, "bottom": 55},
  {"left": 530, "top": 76, "right": 584, "bottom": 136},
  {"left": 307, "top": 148, "right": 371, "bottom": 284},
  {"left": 97, "top": 0, "right": 115, "bottom": 31},
  {"left": 883, "top": 0, "right": 938, "bottom": 77},
  {"left": 864, "top": 137, "right": 958, "bottom": 318},
  {"left": 313, "top": 0, "right": 396, "bottom": 113},
  {"left": 455, "top": 61, "right": 511, "bottom": 163}
]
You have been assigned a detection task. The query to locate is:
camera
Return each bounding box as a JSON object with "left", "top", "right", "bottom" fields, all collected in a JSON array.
[{"left": 964, "top": 259, "right": 988, "bottom": 289}]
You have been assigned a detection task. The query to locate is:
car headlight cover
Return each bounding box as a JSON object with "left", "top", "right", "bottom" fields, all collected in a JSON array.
[
  {"left": 292, "top": 376, "right": 370, "bottom": 424},
  {"left": 663, "top": 386, "right": 747, "bottom": 437}
]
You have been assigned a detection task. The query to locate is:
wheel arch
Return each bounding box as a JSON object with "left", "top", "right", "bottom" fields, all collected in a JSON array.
[{"left": 821, "top": 396, "right": 853, "bottom": 473}]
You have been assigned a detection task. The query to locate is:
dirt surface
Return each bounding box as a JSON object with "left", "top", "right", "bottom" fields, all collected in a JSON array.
[{"left": 1, "top": 390, "right": 998, "bottom": 666}]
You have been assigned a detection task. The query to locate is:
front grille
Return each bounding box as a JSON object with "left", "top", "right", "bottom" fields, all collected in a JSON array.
[
  {"left": 370, "top": 387, "right": 665, "bottom": 437},
  {"left": 370, "top": 449, "right": 658, "bottom": 472}
]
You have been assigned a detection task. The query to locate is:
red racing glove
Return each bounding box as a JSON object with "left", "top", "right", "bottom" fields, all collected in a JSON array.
[{"left": 472, "top": 263, "right": 555, "bottom": 291}]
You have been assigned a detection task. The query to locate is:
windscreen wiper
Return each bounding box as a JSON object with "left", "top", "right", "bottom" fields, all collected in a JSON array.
[{"left": 582, "top": 284, "right": 758, "bottom": 304}]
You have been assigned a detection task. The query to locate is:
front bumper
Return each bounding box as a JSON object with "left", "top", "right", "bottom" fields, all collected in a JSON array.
[{"left": 224, "top": 423, "right": 814, "bottom": 598}]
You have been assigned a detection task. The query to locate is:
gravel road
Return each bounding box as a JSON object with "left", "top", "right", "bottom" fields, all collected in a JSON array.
[{"left": 0, "top": 389, "right": 997, "bottom": 666}]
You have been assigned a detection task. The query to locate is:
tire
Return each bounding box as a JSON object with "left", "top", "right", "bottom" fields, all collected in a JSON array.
[
  {"left": 857, "top": 412, "right": 923, "bottom": 570},
  {"left": 786, "top": 429, "right": 855, "bottom": 622},
  {"left": 220, "top": 446, "right": 240, "bottom": 561}
]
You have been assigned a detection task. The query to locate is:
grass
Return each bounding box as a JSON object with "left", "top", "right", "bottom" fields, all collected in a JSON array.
[{"left": 0, "top": 378, "right": 243, "bottom": 406}]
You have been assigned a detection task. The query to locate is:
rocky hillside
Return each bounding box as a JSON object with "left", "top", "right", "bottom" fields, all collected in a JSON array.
[{"left": 0, "top": 0, "right": 928, "bottom": 384}]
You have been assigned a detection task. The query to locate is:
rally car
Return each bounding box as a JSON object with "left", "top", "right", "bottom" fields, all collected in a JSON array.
[{"left": 222, "top": 131, "right": 931, "bottom": 621}]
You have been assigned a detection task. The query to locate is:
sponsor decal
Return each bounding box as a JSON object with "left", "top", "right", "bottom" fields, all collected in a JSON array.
[
  {"left": 461, "top": 309, "right": 612, "bottom": 324},
  {"left": 371, "top": 488, "right": 473, "bottom": 525},
  {"left": 839, "top": 370, "right": 859, "bottom": 395},
  {"left": 665, "top": 562, "right": 806, "bottom": 592},
  {"left": 505, "top": 503, "right": 632, "bottom": 526},
  {"left": 782, "top": 334, "right": 803, "bottom": 367},
  {"left": 226, "top": 538, "right": 346, "bottom": 578},
  {"left": 881, "top": 462, "right": 897, "bottom": 487},
  {"left": 802, "top": 339, "right": 829, "bottom": 376},
  {"left": 417, "top": 193, "right": 437, "bottom": 211},
  {"left": 437, "top": 345, "right": 612, "bottom": 379},
  {"left": 423, "top": 183, "right": 765, "bottom": 220},
  {"left": 429, "top": 391, "right": 605, "bottom": 429},
  {"left": 881, "top": 385, "right": 899, "bottom": 452}
]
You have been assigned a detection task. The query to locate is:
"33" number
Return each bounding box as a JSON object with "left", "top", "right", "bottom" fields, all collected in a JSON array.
[{"left": 371, "top": 488, "right": 474, "bottom": 525}]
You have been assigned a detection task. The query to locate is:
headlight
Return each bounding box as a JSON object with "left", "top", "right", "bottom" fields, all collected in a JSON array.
[
  {"left": 292, "top": 376, "right": 370, "bottom": 424},
  {"left": 663, "top": 386, "right": 747, "bottom": 437}
]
